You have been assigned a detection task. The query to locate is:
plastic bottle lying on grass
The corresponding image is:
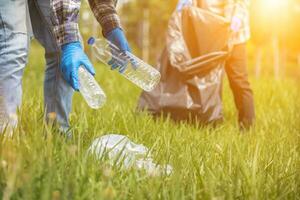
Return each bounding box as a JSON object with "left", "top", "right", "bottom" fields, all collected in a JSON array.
[
  {"left": 88, "top": 134, "right": 173, "bottom": 176},
  {"left": 87, "top": 37, "right": 161, "bottom": 92}
]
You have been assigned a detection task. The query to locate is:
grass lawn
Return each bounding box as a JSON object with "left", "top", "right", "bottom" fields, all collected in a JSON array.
[{"left": 0, "top": 41, "right": 299, "bottom": 200}]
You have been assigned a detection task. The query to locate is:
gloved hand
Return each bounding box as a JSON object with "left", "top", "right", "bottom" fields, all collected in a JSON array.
[
  {"left": 106, "top": 28, "right": 131, "bottom": 73},
  {"left": 177, "top": 0, "right": 192, "bottom": 11},
  {"left": 230, "top": 16, "right": 242, "bottom": 32},
  {"left": 61, "top": 42, "right": 95, "bottom": 91}
]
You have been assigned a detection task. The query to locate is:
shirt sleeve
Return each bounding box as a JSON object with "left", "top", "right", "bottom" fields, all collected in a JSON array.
[
  {"left": 50, "top": 0, "right": 81, "bottom": 46},
  {"left": 234, "top": 0, "right": 249, "bottom": 20},
  {"left": 88, "top": 0, "right": 122, "bottom": 36},
  {"left": 225, "top": 0, "right": 249, "bottom": 20},
  {"left": 225, "top": 0, "right": 251, "bottom": 44}
]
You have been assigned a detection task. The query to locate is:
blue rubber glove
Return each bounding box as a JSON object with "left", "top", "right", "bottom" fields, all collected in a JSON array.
[
  {"left": 177, "top": 0, "right": 192, "bottom": 11},
  {"left": 106, "top": 28, "right": 131, "bottom": 73},
  {"left": 61, "top": 42, "right": 95, "bottom": 91}
]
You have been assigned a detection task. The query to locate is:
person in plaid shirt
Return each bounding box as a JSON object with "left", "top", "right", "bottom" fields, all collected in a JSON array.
[
  {"left": 50, "top": 0, "right": 131, "bottom": 91},
  {"left": 0, "top": 0, "right": 130, "bottom": 136},
  {"left": 177, "top": 0, "right": 255, "bottom": 129}
]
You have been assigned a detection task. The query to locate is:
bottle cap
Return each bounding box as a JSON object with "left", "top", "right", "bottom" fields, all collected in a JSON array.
[{"left": 87, "top": 37, "right": 95, "bottom": 45}]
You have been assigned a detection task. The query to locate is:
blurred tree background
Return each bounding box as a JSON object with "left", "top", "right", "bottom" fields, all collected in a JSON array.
[{"left": 79, "top": 0, "right": 300, "bottom": 79}]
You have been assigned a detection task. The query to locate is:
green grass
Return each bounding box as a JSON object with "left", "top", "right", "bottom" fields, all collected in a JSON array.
[{"left": 0, "top": 41, "right": 299, "bottom": 200}]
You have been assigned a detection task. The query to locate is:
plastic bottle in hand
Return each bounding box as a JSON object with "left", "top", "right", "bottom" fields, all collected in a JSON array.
[
  {"left": 78, "top": 66, "right": 106, "bottom": 109},
  {"left": 87, "top": 37, "right": 161, "bottom": 92}
]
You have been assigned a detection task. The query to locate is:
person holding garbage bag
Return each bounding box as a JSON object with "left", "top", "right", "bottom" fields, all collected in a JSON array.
[
  {"left": 138, "top": 0, "right": 255, "bottom": 129},
  {"left": 180, "top": 0, "right": 256, "bottom": 129},
  {"left": 0, "top": 0, "right": 131, "bottom": 136},
  {"left": 192, "top": 0, "right": 255, "bottom": 129}
]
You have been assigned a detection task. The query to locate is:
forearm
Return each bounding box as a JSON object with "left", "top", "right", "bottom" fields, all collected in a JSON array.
[
  {"left": 50, "top": 0, "right": 81, "bottom": 47},
  {"left": 88, "top": 0, "right": 121, "bottom": 36}
]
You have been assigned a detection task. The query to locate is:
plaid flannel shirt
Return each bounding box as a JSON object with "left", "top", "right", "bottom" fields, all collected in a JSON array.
[
  {"left": 50, "top": 0, "right": 121, "bottom": 46},
  {"left": 197, "top": 0, "right": 250, "bottom": 44}
]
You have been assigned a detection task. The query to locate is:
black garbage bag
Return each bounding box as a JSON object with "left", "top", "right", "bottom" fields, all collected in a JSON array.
[{"left": 137, "top": 5, "right": 231, "bottom": 124}]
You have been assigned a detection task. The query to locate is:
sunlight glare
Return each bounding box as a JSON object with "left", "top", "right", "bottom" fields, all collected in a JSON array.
[{"left": 262, "top": 0, "right": 289, "bottom": 12}]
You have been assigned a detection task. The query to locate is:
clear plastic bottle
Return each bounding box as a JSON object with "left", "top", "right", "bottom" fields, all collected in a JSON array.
[
  {"left": 87, "top": 37, "right": 161, "bottom": 92},
  {"left": 88, "top": 134, "right": 173, "bottom": 176},
  {"left": 78, "top": 66, "right": 106, "bottom": 109}
]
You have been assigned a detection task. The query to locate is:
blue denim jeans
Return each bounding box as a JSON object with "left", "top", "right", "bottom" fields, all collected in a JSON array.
[{"left": 0, "top": 0, "right": 74, "bottom": 134}]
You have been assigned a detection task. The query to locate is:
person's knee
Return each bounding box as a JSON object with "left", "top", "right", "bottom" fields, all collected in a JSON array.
[
  {"left": 0, "top": 0, "right": 31, "bottom": 78},
  {"left": 8, "top": 32, "right": 30, "bottom": 55},
  {"left": 0, "top": 33, "right": 29, "bottom": 81}
]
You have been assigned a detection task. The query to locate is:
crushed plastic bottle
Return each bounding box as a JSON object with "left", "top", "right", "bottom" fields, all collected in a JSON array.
[
  {"left": 135, "top": 158, "right": 173, "bottom": 177},
  {"left": 88, "top": 134, "right": 173, "bottom": 176},
  {"left": 87, "top": 37, "right": 161, "bottom": 92},
  {"left": 78, "top": 66, "right": 106, "bottom": 109}
]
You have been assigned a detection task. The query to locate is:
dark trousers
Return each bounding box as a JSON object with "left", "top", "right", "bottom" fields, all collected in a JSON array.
[{"left": 225, "top": 43, "right": 255, "bottom": 128}]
